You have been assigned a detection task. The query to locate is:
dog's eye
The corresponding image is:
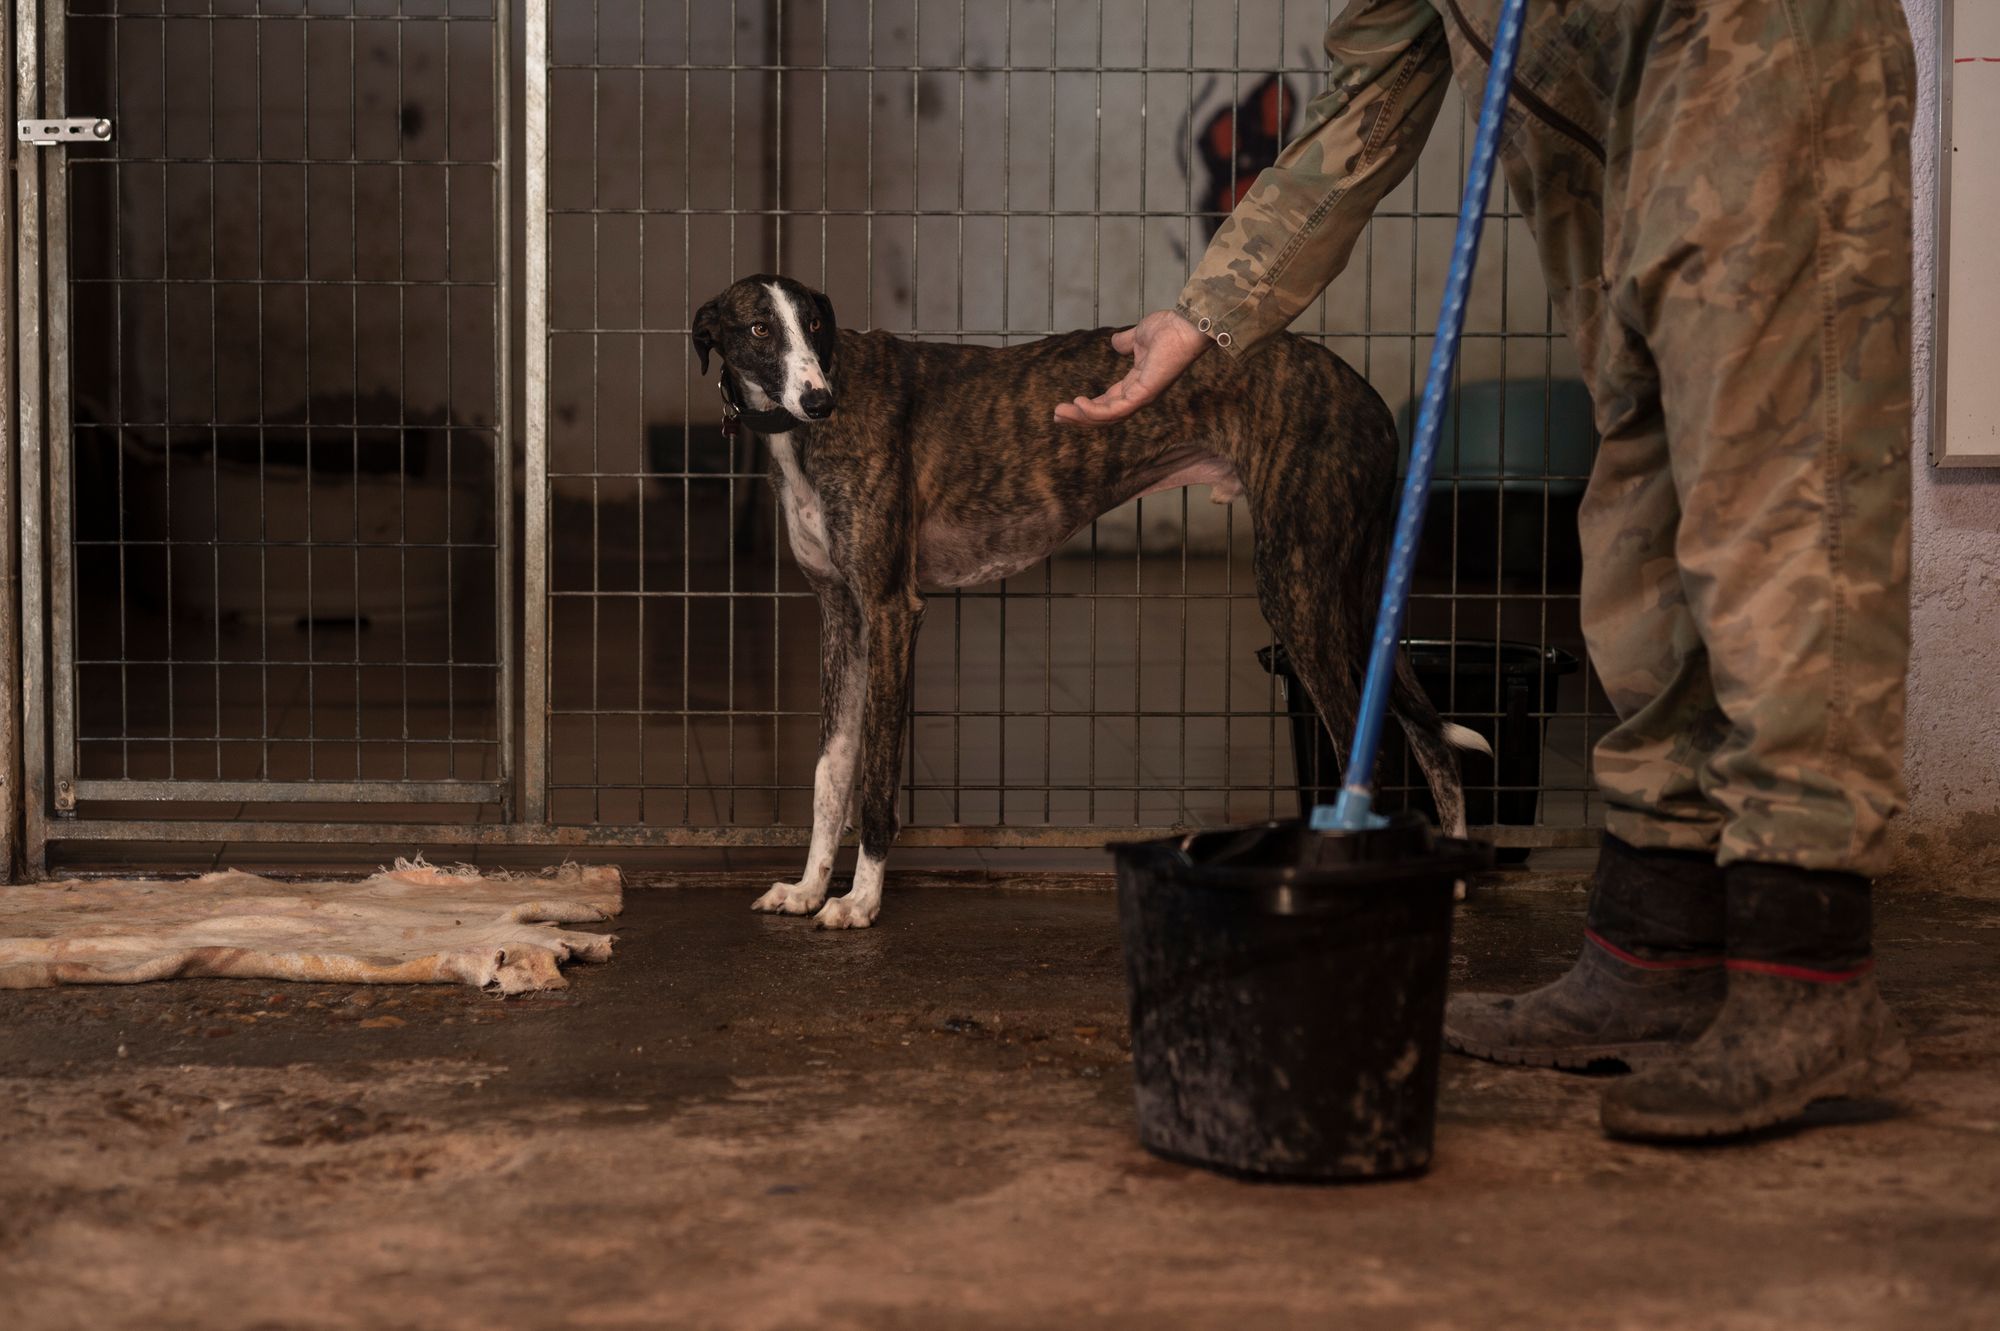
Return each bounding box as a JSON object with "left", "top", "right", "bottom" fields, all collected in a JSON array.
[
  {"left": 809, "top": 319, "right": 822, "bottom": 333},
  {"left": 751, "top": 323, "right": 771, "bottom": 339}
]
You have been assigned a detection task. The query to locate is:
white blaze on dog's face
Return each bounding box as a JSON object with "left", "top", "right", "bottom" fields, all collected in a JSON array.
[
  {"left": 690, "top": 276, "right": 839, "bottom": 423},
  {"left": 764, "top": 281, "right": 832, "bottom": 420}
]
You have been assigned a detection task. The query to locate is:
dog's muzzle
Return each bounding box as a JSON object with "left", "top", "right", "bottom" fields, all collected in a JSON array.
[{"left": 800, "top": 389, "right": 834, "bottom": 420}]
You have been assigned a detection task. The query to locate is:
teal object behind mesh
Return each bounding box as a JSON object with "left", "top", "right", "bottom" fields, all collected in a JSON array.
[{"left": 1394, "top": 378, "right": 1596, "bottom": 496}]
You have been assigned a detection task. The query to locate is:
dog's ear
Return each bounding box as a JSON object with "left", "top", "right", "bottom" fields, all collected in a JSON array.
[
  {"left": 810, "top": 290, "right": 838, "bottom": 374},
  {"left": 692, "top": 297, "right": 722, "bottom": 376}
]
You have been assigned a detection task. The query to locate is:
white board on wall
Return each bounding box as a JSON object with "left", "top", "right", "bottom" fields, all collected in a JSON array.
[{"left": 1938, "top": 0, "right": 2000, "bottom": 466}]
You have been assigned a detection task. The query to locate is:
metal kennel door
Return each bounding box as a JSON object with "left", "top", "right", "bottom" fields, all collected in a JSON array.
[{"left": 22, "top": 0, "right": 513, "bottom": 832}]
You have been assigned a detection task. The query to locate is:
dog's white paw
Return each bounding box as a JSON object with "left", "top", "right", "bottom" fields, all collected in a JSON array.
[
  {"left": 813, "top": 895, "right": 878, "bottom": 930},
  {"left": 1453, "top": 879, "right": 1468, "bottom": 902},
  {"left": 752, "top": 881, "right": 826, "bottom": 916}
]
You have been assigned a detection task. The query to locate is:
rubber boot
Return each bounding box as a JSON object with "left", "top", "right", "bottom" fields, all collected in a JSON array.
[
  {"left": 1445, "top": 836, "right": 1726, "bottom": 1070},
  {"left": 1601, "top": 862, "right": 1913, "bottom": 1140}
]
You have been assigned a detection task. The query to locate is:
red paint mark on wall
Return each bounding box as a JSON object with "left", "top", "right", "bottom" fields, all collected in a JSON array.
[{"left": 1956, "top": 56, "right": 2000, "bottom": 63}]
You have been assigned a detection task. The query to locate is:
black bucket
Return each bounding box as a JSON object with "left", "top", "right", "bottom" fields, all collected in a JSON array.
[{"left": 1111, "top": 816, "right": 1493, "bottom": 1181}]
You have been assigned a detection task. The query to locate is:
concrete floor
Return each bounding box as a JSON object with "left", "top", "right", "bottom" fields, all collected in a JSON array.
[{"left": 4, "top": 869, "right": 1998, "bottom": 1330}]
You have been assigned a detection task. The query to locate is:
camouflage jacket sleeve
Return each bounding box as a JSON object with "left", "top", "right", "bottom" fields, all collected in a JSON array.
[{"left": 1175, "top": 0, "right": 1451, "bottom": 361}]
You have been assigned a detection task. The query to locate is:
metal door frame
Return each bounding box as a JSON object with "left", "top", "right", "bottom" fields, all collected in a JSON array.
[
  {"left": 13, "top": 0, "right": 524, "bottom": 872},
  {"left": 17, "top": 0, "right": 51, "bottom": 873},
  {"left": 0, "top": 0, "right": 19, "bottom": 880},
  {"left": 49, "top": 2, "right": 514, "bottom": 812}
]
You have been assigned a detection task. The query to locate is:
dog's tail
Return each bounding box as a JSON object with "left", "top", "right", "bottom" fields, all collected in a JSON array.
[
  {"left": 1443, "top": 723, "right": 1492, "bottom": 757},
  {"left": 1387, "top": 649, "right": 1472, "bottom": 838}
]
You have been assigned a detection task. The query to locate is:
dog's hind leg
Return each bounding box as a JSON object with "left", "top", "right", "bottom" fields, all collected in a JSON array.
[
  {"left": 815, "top": 583, "right": 925, "bottom": 930},
  {"left": 1250, "top": 529, "right": 1364, "bottom": 806},
  {"left": 1261, "top": 576, "right": 1472, "bottom": 839},
  {"left": 1244, "top": 448, "right": 1471, "bottom": 840},
  {"left": 753, "top": 580, "right": 864, "bottom": 916},
  {"left": 1261, "top": 540, "right": 1473, "bottom": 852}
]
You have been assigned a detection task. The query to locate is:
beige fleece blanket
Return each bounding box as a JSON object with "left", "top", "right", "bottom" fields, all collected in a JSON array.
[{"left": 0, "top": 860, "right": 621, "bottom": 994}]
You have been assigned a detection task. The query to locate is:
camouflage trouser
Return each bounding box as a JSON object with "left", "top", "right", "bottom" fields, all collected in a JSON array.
[
  {"left": 1179, "top": 0, "right": 1915, "bottom": 875},
  {"left": 1465, "top": 2, "right": 1915, "bottom": 874}
]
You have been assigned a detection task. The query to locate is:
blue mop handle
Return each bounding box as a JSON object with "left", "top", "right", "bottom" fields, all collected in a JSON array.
[{"left": 1315, "top": 0, "right": 1529, "bottom": 833}]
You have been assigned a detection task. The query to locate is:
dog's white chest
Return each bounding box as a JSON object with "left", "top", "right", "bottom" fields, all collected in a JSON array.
[{"left": 767, "top": 436, "right": 833, "bottom": 579}]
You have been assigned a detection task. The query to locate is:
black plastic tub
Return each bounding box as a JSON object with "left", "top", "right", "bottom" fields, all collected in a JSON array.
[
  {"left": 1258, "top": 639, "right": 1580, "bottom": 864},
  {"left": 1111, "top": 816, "right": 1492, "bottom": 1181}
]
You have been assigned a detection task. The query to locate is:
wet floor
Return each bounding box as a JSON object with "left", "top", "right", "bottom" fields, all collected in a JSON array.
[{"left": 3, "top": 870, "right": 1998, "bottom": 1330}]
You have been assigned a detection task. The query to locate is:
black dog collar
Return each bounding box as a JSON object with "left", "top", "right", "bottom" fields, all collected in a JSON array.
[{"left": 719, "top": 373, "right": 812, "bottom": 437}]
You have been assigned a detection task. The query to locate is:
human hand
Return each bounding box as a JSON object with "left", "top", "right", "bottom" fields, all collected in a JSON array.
[{"left": 1053, "top": 310, "right": 1211, "bottom": 425}]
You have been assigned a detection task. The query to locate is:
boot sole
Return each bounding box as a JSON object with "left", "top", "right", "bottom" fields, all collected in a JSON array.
[
  {"left": 1446, "top": 1031, "right": 1686, "bottom": 1072},
  {"left": 1599, "top": 1038, "right": 1914, "bottom": 1141}
]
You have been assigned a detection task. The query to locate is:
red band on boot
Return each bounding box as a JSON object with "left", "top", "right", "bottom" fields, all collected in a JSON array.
[
  {"left": 1726, "top": 957, "right": 1875, "bottom": 983},
  {"left": 1584, "top": 928, "right": 1723, "bottom": 971}
]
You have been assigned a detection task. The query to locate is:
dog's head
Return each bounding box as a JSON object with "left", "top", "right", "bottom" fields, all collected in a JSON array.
[{"left": 692, "top": 276, "right": 839, "bottom": 422}]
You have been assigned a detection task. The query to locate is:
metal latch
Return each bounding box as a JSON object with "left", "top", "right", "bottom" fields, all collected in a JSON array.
[{"left": 17, "top": 117, "right": 113, "bottom": 146}]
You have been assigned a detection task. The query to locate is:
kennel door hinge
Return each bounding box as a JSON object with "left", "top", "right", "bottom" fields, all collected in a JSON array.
[{"left": 17, "top": 118, "right": 113, "bottom": 147}]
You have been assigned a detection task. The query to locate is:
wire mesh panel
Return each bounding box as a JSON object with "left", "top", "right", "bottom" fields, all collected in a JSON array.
[
  {"left": 531, "top": 0, "right": 1613, "bottom": 845},
  {"left": 49, "top": 0, "right": 510, "bottom": 813}
]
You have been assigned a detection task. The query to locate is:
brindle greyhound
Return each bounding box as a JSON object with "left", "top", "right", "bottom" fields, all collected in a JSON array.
[{"left": 693, "top": 274, "right": 1484, "bottom": 929}]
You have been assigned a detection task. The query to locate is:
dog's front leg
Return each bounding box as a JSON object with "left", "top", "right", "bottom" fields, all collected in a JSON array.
[
  {"left": 753, "top": 580, "right": 863, "bottom": 916},
  {"left": 814, "top": 585, "right": 924, "bottom": 930}
]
